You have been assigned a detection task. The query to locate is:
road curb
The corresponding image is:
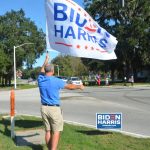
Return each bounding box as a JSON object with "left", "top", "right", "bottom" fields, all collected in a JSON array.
[{"left": 16, "top": 113, "right": 150, "bottom": 139}]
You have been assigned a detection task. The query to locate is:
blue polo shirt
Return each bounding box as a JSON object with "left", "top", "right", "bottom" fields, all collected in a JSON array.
[{"left": 38, "top": 73, "right": 66, "bottom": 105}]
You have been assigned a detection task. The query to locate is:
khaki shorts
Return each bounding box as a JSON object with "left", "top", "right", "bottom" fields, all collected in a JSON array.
[{"left": 41, "top": 105, "right": 63, "bottom": 132}]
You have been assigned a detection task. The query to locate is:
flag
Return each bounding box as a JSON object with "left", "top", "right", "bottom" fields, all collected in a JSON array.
[{"left": 45, "top": 0, "right": 118, "bottom": 60}]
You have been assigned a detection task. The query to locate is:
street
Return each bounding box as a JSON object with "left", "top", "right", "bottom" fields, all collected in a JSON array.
[{"left": 0, "top": 86, "right": 150, "bottom": 137}]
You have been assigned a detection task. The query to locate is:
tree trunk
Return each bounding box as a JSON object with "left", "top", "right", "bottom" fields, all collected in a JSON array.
[
  {"left": 2, "top": 75, "right": 5, "bottom": 86},
  {"left": 8, "top": 76, "right": 11, "bottom": 86},
  {"left": 5, "top": 75, "right": 8, "bottom": 86},
  {"left": 0, "top": 76, "right": 1, "bottom": 85},
  {"left": 111, "top": 69, "right": 115, "bottom": 82}
]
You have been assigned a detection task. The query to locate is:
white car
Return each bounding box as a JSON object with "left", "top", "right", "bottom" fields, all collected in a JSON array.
[
  {"left": 67, "top": 77, "right": 83, "bottom": 85},
  {"left": 56, "top": 76, "right": 68, "bottom": 83},
  {"left": 61, "top": 76, "right": 68, "bottom": 83}
]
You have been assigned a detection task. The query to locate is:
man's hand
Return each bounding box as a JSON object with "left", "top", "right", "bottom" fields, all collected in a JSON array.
[
  {"left": 80, "top": 84, "right": 84, "bottom": 90},
  {"left": 40, "top": 52, "right": 50, "bottom": 73},
  {"left": 45, "top": 53, "right": 49, "bottom": 65},
  {"left": 65, "top": 84, "right": 85, "bottom": 90}
]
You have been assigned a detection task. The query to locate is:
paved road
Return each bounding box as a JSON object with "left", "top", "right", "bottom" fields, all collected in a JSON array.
[{"left": 0, "top": 86, "right": 150, "bottom": 137}]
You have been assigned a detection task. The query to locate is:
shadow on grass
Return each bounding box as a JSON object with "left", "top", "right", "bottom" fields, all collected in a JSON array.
[
  {"left": 77, "top": 130, "right": 112, "bottom": 136},
  {"left": 0, "top": 117, "right": 44, "bottom": 150},
  {"left": 0, "top": 119, "right": 10, "bottom": 136},
  {"left": 0, "top": 118, "right": 43, "bottom": 129},
  {"left": 15, "top": 119, "right": 43, "bottom": 129}
]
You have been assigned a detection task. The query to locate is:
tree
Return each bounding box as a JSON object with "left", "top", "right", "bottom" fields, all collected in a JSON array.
[
  {"left": 52, "top": 55, "right": 88, "bottom": 77},
  {"left": 22, "top": 67, "right": 41, "bottom": 80},
  {"left": 0, "top": 49, "right": 10, "bottom": 86},
  {"left": 87, "top": 0, "right": 150, "bottom": 80},
  {"left": 0, "top": 9, "right": 46, "bottom": 86}
]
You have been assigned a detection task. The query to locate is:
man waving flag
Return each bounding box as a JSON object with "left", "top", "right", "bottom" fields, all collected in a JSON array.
[{"left": 45, "top": 0, "right": 118, "bottom": 60}]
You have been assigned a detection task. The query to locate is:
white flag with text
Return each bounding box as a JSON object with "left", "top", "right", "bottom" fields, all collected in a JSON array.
[{"left": 45, "top": 0, "right": 118, "bottom": 60}]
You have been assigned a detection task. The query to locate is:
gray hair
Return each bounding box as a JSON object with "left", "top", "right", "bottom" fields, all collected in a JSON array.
[{"left": 44, "top": 64, "right": 54, "bottom": 73}]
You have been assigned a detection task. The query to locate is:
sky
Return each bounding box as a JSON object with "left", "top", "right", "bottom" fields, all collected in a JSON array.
[{"left": 0, "top": 0, "right": 84, "bottom": 67}]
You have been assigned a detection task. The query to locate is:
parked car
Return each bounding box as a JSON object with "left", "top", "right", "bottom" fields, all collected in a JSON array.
[
  {"left": 28, "top": 78, "right": 33, "bottom": 83},
  {"left": 67, "top": 77, "right": 83, "bottom": 85},
  {"left": 56, "top": 76, "right": 68, "bottom": 83},
  {"left": 28, "top": 78, "right": 37, "bottom": 85}
]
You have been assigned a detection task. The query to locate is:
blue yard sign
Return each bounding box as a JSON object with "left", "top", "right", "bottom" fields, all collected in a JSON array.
[{"left": 96, "top": 113, "right": 122, "bottom": 129}]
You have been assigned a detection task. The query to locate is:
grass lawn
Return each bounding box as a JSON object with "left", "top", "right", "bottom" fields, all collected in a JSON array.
[
  {"left": 0, "top": 82, "right": 149, "bottom": 91},
  {"left": 17, "top": 84, "right": 37, "bottom": 89},
  {"left": 111, "top": 82, "right": 150, "bottom": 86},
  {"left": 0, "top": 115, "right": 150, "bottom": 150},
  {"left": 0, "top": 84, "right": 37, "bottom": 91}
]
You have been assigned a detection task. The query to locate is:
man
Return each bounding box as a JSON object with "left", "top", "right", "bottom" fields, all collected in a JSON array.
[{"left": 38, "top": 53, "right": 84, "bottom": 150}]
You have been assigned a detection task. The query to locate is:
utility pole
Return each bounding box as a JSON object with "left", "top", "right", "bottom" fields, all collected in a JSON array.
[
  {"left": 14, "top": 43, "right": 34, "bottom": 89},
  {"left": 122, "top": 0, "right": 125, "bottom": 7}
]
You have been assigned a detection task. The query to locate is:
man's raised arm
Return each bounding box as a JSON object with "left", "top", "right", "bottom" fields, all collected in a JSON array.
[
  {"left": 40, "top": 53, "right": 49, "bottom": 73},
  {"left": 64, "top": 84, "right": 84, "bottom": 90}
]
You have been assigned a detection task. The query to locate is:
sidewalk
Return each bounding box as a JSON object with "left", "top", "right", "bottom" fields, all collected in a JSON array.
[{"left": 15, "top": 129, "right": 45, "bottom": 146}]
